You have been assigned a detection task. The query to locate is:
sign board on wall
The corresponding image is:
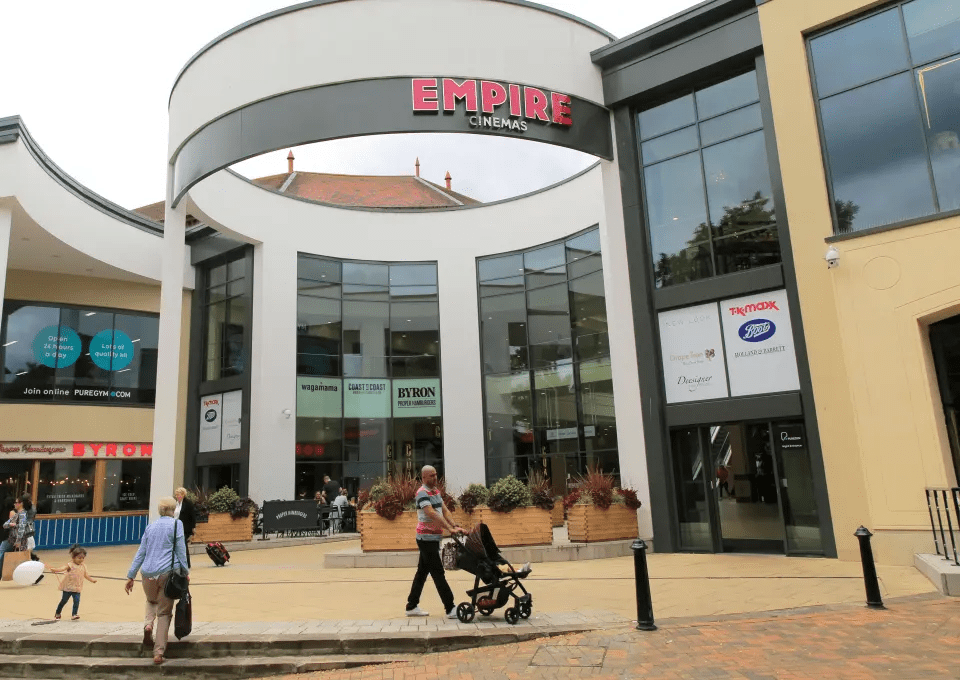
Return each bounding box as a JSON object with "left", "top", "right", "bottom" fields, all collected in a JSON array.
[
  {"left": 658, "top": 303, "right": 729, "bottom": 403},
  {"left": 344, "top": 379, "right": 391, "bottom": 418},
  {"left": 198, "top": 394, "right": 223, "bottom": 453},
  {"left": 720, "top": 289, "right": 800, "bottom": 397},
  {"left": 221, "top": 390, "right": 242, "bottom": 450},
  {"left": 392, "top": 378, "right": 441, "bottom": 418},
  {"left": 296, "top": 377, "right": 343, "bottom": 418},
  {"left": 0, "top": 442, "right": 152, "bottom": 459}
]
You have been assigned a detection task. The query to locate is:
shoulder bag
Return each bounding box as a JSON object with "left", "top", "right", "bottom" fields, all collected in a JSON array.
[{"left": 163, "top": 520, "right": 190, "bottom": 600}]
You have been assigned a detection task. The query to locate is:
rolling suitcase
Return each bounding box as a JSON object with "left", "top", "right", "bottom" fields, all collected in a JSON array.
[{"left": 205, "top": 541, "right": 230, "bottom": 566}]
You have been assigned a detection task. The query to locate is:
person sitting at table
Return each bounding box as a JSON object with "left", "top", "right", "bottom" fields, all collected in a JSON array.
[{"left": 332, "top": 490, "right": 348, "bottom": 508}]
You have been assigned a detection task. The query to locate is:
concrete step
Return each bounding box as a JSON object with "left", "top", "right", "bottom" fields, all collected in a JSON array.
[{"left": 0, "top": 653, "right": 410, "bottom": 679}]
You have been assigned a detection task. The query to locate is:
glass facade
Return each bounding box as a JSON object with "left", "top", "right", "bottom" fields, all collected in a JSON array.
[
  {"left": 638, "top": 71, "right": 781, "bottom": 288},
  {"left": 203, "top": 254, "right": 249, "bottom": 380},
  {"left": 478, "top": 228, "right": 619, "bottom": 497},
  {"left": 296, "top": 255, "right": 441, "bottom": 496},
  {"left": 810, "top": 0, "right": 960, "bottom": 233},
  {"left": 0, "top": 301, "right": 159, "bottom": 404}
]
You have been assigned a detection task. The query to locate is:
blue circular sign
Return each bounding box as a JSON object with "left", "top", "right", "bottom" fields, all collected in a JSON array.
[
  {"left": 738, "top": 319, "right": 776, "bottom": 343},
  {"left": 89, "top": 329, "right": 135, "bottom": 371},
  {"left": 32, "top": 325, "right": 82, "bottom": 368}
]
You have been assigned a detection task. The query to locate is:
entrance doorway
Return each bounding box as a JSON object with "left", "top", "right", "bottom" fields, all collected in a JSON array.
[
  {"left": 930, "top": 314, "right": 960, "bottom": 484},
  {"left": 670, "top": 419, "right": 823, "bottom": 555}
]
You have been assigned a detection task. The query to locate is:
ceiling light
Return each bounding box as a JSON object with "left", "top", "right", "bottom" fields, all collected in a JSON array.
[
  {"left": 16, "top": 371, "right": 27, "bottom": 376},
  {"left": 2, "top": 341, "right": 17, "bottom": 347},
  {"left": 85, "top": 312, "right": 96, "bottom": 317},
  {"left": 131, "top": 339, "right": 140, "bottom": 343}
]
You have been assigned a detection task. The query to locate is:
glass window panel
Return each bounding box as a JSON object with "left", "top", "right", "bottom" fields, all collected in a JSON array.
[
  {"left": 478, "top": 254, "right": 524, "bottom": 281},
  {"left": 221, "top": 297, "right": 248, "bottom": 377},
  {"left": 298, "top": 257, "right": 340, "bottom": 283},
  {"left": 820, "top": 73, "right": 936, "bottom": 232},
  {"left": 641, "top": 126, "right": 699, "bottom": 165},
  {"left": 569, "top": 272, "right": 610, "bottom": 361},
  {"left": 566, "top": 229, "right": 600, "bottom": 259},
  {"left": 390, "top": 285, "right": 438, "bottom": 300},
  {"left": 524, "top": 244, "right": 565, "bottom": 272},
  {"left": 0, "top": 460, "right": 32, "bottom": 517},
  {"left": 670, "top": 427, "right": 712, "bottom": 550},
  {"left": 643, "top": 152, "right": 713, "bottom": 287},
  {"left": 702, "top": 131, "right": 777, "bottom": 236},
  {"left": 904, "top": 0, "right": 960, "bottom": 64},
  {"left": 773, "top": 421, "right": 824, "bottom": 553},
  {"left": 36, "top": 460, "right": 97, "bottom": 514},
  {"left": 1, "top": 304, "right": 60, "bottom": 399},
  {"left": 810, "top": 9, "right": 910, "bottom": 97},
  {"left": 297, "top": 295, "right": 342, "bottom": 376},
  {"left": 111, "top": 314, "right": 159, "bottom": 402},
  {"left": 227, "top": 280, "right": 245, "bottom": 297},
  {"left": 342, "top": 284, "right": 389, "bottom": 301},
  {"left": 525, "top": 265, "right": 567, "bottom": 289},
  {"left": 227, "top": 257, "right": 246, "bottom": 281},
  {"left": 297, "top": 279, "right": 342, "bottom": 298},
  {"left": 55, "top": 308, "right": 112, "bottom": 396},
  {"left": 527, "top": 283, "right": 572, "bottom": 368},
  {"left": 342, "top": 301, "right": 389, "bottom": 378},
  {"left": 342, "top": 262, "right": 389, "bottom": 286},
  {"left": 343, "top": 418, "right": 390, "bottom": 479},
  {"left": 390, "top": 301, "right": 440, "bottom": 377},
  {"left": 389, "top": 264, "right": 437, "bottom": 286},
  {"left": 102, "top": 460, "right": 152, "bottom": 512},
  {"left": 208, "top": 264, "right": 227, "bottom": 287},
  {"left": 567, "top": 253, "right": 602, "bottom": 279},
  {"left": 296, "top": 417, "right": 344, "bottom": 461},
  {"left": 205, "top": 301, "right": 226, "bottom": 381},
  {"left": 534, "top": 427, "right": 579, "bottom": 455},
  {"left": 480, "top": 293, "right": 528, "bottom": 373},
  {"left": 639, "top": 94, "right": 696, "bottom": 140},
  {"left": 207, "top": 285, "right": 227, "bottom": 305},
  {"left": 580, "top": 359, "right": 618, "bottom": 453},
  {"left": 480, "top": 276, "right": 524, "bottom": 297},
  {"left": 484, "top": 372, "right": 533, "bottom": 464},
  {"left": 917, "top": 57, "right": 960, "bottom": 211},
  {"left": 699, "top": 103, "right": 763, "bottom": 147},
  {"left": 391, "top": 417, "right": 444, "bottom": 477},
  {"left": 695, "top": 71, "right": 760, "bottom": 119},
  {"left": 533, "top": 364, "right": 578, "bottom": 429}
]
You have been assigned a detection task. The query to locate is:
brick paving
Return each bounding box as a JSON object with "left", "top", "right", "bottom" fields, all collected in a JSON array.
[{"left": 269, "top": 595, "right": 960, "bottom": 680}]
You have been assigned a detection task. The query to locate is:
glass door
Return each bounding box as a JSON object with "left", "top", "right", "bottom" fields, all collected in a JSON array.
[{"left": 772, "top": 421, "right": 824, "bottom": 554}]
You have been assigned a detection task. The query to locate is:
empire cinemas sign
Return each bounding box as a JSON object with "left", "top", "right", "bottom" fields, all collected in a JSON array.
[{"left": 412, "top": 78, "right": 572, "bottom": 133}]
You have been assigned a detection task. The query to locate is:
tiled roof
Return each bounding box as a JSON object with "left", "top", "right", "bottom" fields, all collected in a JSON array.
[{"left": 132, "top": 170, "right": 480, "bottom": 224}]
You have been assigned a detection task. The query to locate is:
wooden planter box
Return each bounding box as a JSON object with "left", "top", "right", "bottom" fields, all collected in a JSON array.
[
  {"left": 567, "top": 504, "right": 638, "bottom": 543},
  {"left": 191, "top": 513, "right": 253, "bottom": 543},
  {"left": 359, "top": 510, "right": 420, "bottom": 552},
  {"left": 551, "top": 502, "right": 565, "bottom": 528},
  {"left": 451, "top": 509, "right": 475, "bottom": 531},
  {"left": 474, "top": 506, "right": 552, "bottom": 547}
]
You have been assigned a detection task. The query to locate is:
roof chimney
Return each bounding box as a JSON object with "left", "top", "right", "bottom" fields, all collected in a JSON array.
[
  {"left": 287, "top": 150, "right": 295, "bottom": 174},
  {"left": 415, "top": 157, "right": 420, "bottom": 177},
  {"left": 445, "top": 171, "right": 452, "bottom": 191}
]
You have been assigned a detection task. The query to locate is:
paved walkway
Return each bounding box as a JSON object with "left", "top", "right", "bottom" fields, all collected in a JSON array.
[{"left": 268, "top": 594, "right": 960, "bottom": 679}]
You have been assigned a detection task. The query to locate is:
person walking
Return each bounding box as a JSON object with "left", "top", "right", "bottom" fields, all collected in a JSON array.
[
  {"left": 173, "top": 488, "right": 197, "bottom": 568},
  {"left": 50, "top": 545, "right": 96, "bottom": 619},
  {"left": 405, "top": 465, "right": 463, "bottom": 619},
  {"left": 124, "top": 496, "right": 189, "bottom": 665},
  {"left": 322, "top": 475, "right": 340, "bottom": 504}
]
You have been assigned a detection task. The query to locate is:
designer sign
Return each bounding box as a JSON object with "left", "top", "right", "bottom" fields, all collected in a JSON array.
[{"left": 658, "top": 303, "right": 729, "bottom": 404}]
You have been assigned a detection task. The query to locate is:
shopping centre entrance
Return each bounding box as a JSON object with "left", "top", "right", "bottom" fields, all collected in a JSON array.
[{"left": 670, "top": 418, "right": 823, "bottom": 555}]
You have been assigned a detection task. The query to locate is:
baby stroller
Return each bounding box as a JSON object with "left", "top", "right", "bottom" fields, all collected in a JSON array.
[{"left": 452, "top": 523, "right": 532, "bottom": 625}]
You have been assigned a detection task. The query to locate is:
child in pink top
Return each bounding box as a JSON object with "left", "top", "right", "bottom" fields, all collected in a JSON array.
[{"left": 51, "top": 545, "right": 97, "bottom": 620}]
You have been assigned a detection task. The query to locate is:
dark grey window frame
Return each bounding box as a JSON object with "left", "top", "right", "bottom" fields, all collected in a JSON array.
[{"left": 807, "top": 0, "right": 960, "bottom": 237}]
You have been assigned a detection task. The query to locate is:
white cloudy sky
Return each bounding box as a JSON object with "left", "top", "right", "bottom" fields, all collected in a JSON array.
[{"left": 3, "top": 0, "right": 698, "bottom": 209}]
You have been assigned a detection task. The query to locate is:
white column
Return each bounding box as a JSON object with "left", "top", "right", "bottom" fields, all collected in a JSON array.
[
  {"left": 247, "top": 240, "right": 297, "bottom": 503},
  {"left": 0, "top": 208, "right": 11, "bottom": 309},
  {"left": 599, "top": 156, "right": 653, "bottom": 541},
  {"left": 149, "top": 182, "right": 188, "bottom": 518}
]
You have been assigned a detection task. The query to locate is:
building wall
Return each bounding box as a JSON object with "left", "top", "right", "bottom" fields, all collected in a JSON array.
[{"left": 759, "top": 0, "right": 960, "bottom": 564}]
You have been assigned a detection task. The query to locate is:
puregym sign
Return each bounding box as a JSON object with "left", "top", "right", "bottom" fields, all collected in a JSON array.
[{"left": 412, "top": 78, "right": 572, "bottom": 133}]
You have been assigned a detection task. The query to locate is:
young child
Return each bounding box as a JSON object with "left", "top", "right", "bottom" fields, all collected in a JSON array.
[{"left": 50, "top": 545, "right": 97, "bottom": 620}]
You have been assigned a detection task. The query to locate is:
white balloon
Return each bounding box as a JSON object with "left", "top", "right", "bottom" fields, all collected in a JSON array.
[{"left": 12, "top": 560, "right": 44, "bottom": 586}]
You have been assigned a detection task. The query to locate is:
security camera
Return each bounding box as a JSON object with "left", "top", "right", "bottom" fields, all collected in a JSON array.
[{"left": 825, "top": 245, "right": 840, "bottom": 269}]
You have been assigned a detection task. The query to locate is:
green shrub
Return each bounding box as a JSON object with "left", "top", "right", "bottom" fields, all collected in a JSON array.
[
  {"left": 486, "top": 475, "right": 532, "bottom": 513},
  {"left": 457, "top": 483, "right": 488, "bottom": 514},
  {"left": 207, "top": 486, "right": 240, "bottom": 514}
]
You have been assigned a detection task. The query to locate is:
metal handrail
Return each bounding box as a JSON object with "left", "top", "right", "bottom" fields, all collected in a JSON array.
[{"left": 924, "top": 487, "right": 960, "bottom": 566}]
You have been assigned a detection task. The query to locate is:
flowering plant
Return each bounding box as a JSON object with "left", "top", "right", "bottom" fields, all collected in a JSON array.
[{"left": 563, "top": 467, "right": 642, "bottom": 511}]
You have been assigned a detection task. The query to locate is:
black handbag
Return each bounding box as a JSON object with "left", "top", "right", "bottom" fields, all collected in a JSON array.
[
  {"left": 174, "top": 590, "right": 192, "bottom": 639},
  {"left": 163, "top": 520, "right": 189, "bottom": 600}
]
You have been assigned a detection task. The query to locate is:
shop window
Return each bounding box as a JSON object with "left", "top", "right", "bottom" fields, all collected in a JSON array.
[
  {"left": 810, "top": 0, "right": 960, "bottom": 233},
  {"left": 202, "top": 252, "right": 249, "bottom": 381},
  {"left": 36, "top": 460, "right": 97, "bottom": 514},
  {"left": 638, "top": 70, "right": 780, "bottom": 288},
  {"left": 0, "top": 302, "right": 159, "bottom": 405},
  {"left": 0, "top": 460, "right": 32, "bottom": 516},
  {"left": 102, "top": 460, "right": 151, "bottom": 511}
]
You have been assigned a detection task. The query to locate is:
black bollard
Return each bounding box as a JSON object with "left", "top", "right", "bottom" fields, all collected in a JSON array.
[
  {"left": 854, "top": 526, "right": 885, "bottom": 609},
  {"left": 631, "top": 539, "right": 657, "bottom": 631}
]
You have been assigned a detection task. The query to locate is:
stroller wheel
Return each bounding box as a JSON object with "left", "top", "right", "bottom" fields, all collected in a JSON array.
[
  {"left": 519, "top": 602, "right": 532, "bottom": 619},
  {"left": 477, "top": 606, "right": 494, "bottom": 617},
  {"left": 504, "top": 607, "right": 520, "bottom": 625},
  {"left": 456, "top": 602, "right": 476, "bottom": 623}
]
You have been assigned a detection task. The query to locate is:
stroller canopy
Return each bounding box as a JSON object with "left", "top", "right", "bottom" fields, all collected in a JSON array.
[{"left": 463, "top": 523, "right": 502, "bottom": 561}]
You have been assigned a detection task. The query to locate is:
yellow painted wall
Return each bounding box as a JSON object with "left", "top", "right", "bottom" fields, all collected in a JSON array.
[{"left": 759, "top": 0, "right": 960, "bottom": 564}]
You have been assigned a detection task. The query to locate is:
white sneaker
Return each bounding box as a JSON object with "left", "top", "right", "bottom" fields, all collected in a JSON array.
[
  {"left": 405, "top": 606, "right": 429, "bottom": 617},
  {"left": 446, "top": 607, "right": 458, "bottom": 619}
]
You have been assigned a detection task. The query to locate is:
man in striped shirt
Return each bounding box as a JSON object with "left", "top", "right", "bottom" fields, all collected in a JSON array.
[{"left": 405, "top": 465, "right": 463, "bottom": 618}]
